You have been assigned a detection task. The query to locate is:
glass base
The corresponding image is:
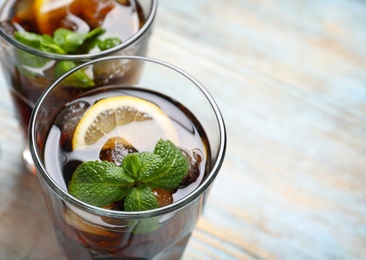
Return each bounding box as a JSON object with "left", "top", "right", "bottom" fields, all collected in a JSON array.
[{"left": 23, "top": 145, "right": 36, "bottom": 175}]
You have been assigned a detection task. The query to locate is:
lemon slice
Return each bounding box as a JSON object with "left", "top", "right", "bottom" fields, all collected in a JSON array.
[
  {"left": 32, "top": 0, "right": 75, "bottom": 35},
  {"left": 72, "top": 96, "right": 178, "bottom": 152}
]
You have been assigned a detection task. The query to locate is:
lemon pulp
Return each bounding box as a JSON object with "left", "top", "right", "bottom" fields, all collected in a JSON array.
[{"left": 72, "top": 96, "right": 178, "bottom": 152}]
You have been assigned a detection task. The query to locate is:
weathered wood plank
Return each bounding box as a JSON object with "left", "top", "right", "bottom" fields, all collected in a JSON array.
[{"left": 1, "top": 0, "right": 366, "bottom": 259}]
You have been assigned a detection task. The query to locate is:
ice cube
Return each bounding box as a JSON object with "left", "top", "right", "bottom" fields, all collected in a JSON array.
[
  {"left": 70, "top": 0, "right": 115, "bottom": 29},
  {"left": 99, "top": 137, "right": 138, "bottom": 166},
  {"left": 101, "top": 201, "right": 129, "bottom": 226},
  {"left": 54, "top": 100, "right": 90, "bottom": 151},
  {"left": 152, "top": 188, "right": 173, "bottom": 208},
  {"left": 179, "top": 148, "right": 203, "bottom": 188},
  {"left": 64, "top": 207, "right": 115, "bottom": 237}
]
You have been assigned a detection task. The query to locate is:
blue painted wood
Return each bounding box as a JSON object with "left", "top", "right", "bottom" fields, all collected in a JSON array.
[{"left": 1, "top": 0, "right": 365, "bottom": 259}]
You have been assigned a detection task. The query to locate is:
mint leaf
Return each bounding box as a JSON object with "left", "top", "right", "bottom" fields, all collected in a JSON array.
[
  {"left": 54, "top": 61, "right": 95, "bottom": 88},
  {"left": 53, "top": 28, "right": 105, "bottom": 53},
  {"left": 15, "top": 49, "right": 49, "bottom": 68},
  {"left": 14, "top": 31, "right": 63, "bottom": 67},
  {"left": 85, "top": 27, "right": 106, "bottom": 40},
  {"left": 68, "top": 161, "right": 134, "bottom": 207},
  {"left": 14, "top": 31, "right": 43, "bottom": 49},
  {"left": 122, "top": 152, "right": 162, "bottom": 182},
  {"left": 39, "top": 35, "right": 66, "bottom": 54},
  {"left": 142, "top": 139, "right": 189, "bottom": 190},
  {"left": 53, "top": 28, "right": 88, "bottom": 53},
  {"left": 14, "top": 31, "right": 65, "bottom": 54},
  {"left": 128, "top": 217, "right": 159, "bottom": 234},
  {"left": 97, "top": 37, "right": 122, "bottom": 51},
  {"left": 124, "top": 185, "right": 159, "bottom": 211}
]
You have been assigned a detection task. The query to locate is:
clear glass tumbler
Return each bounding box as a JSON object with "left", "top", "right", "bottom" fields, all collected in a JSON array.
[
  {"left": 0, "top": 0, "right": 157, "bottom": 174},
  {"left": 29, "top": 56, "right": 226, "bottom": 259}
]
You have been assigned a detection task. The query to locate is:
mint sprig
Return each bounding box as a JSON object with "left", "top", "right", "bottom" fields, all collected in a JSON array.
[
  {"left": 13, "top": 28, "right": 121, "bottom": 87},
  {"left": 14, "top": 27, "right": 120, "bottom": 55},
  {"left": 68, "top": 139, "right": 189, "bottom": 211}
]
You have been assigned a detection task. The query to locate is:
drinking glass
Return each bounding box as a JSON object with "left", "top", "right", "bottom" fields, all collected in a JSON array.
[
  {"left": 0, "top": 0, "right": 157, "bottom": 174},
  {"left": 29, "top": 56, "right": 226, "bottom": 259}
]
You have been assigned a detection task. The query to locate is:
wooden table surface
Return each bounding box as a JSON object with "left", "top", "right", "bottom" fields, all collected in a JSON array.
[{"left": 1, "top": 0, "right": 366, "bottom": 259}]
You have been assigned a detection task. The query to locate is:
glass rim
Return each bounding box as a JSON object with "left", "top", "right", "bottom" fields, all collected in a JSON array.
[
  {"left": 29, "top": 55, "right": 227, "bottom": 219},
  {"left": 0, "top": 0, "right": 158, "bottom": 61}
]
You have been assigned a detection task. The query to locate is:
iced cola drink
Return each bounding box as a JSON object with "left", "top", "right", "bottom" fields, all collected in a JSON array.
[
  {"left": 0, "top": 0, "right": 157, "bottom": 172},
  {"left": 30, "top": 56, "right": 226, "bottom": 259}
]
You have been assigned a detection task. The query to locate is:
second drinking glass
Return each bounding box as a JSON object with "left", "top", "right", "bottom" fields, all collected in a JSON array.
[{"left": 0, "top": 0, "right": 157, "bottom": 173}]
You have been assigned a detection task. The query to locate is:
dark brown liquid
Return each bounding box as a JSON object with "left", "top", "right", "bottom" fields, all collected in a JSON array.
[{"left": 43, "top": 86, "right": 211, "bottom": 259}]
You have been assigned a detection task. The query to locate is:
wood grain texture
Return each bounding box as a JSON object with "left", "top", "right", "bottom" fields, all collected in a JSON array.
[{"left": 1, "top": 0, "right": 365, "bottom": 259}]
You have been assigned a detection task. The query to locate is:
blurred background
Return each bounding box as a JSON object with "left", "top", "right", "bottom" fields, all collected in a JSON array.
[{"left": 1, "top": 0, "right": 366, "bottom": 259}]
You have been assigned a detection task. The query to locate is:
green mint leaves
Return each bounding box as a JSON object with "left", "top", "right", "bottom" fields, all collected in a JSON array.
[
  {"left": 14, "top": 27, "right": 121, "bottom": 55},
  {"left": 14, "top": 28, "right": 121, "bottom": 87},
  {"left": 68, "top": 139, "right": 189, "bottom": 211},
  {"left": 68, "top": 161, "right": 134, "bottom": 207},
  {"left": 124, "top": 185, "right": 159, "bottom": 211},
  {"left": 53, "top": 27, "right": 106, "bottom": 53},
  {"left": 54, "top": 60, "right": 95, "bottom": 88}
]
